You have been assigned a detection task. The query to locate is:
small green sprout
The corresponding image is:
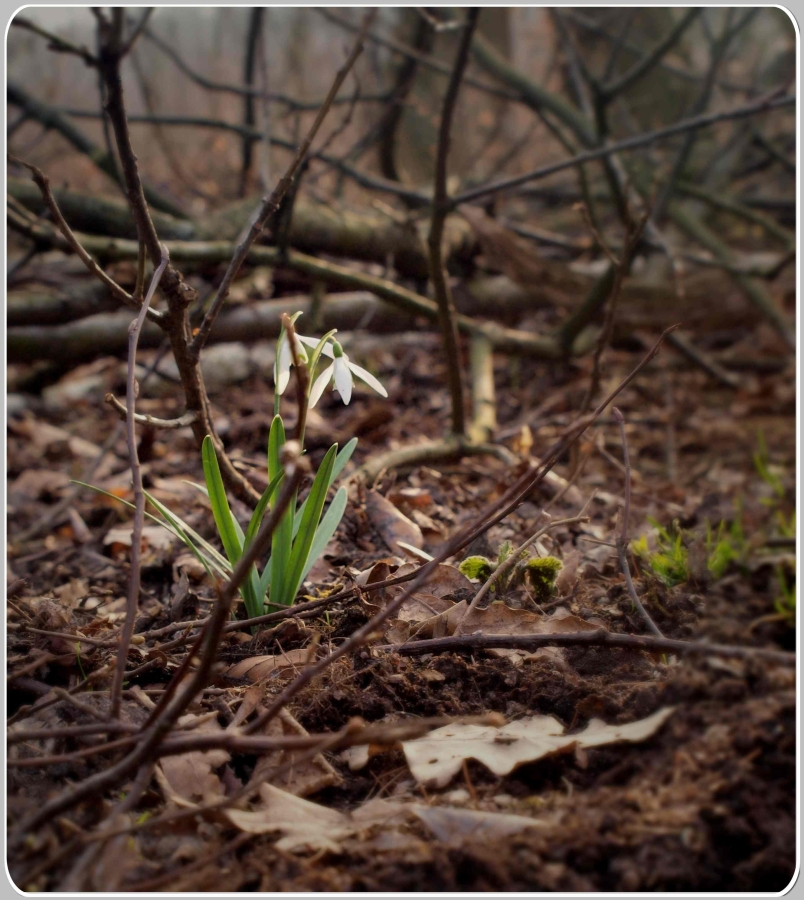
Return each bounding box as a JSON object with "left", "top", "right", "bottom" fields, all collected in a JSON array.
[
  {"left": 632, "top": 518, "right": 689, "bottom": 587},
  {"left": 706, "top": 512, "right": 748, "bottom": 580},
  {"left": 458, "top": 556, "right": 496, "bottom": 582},
  {"left": 754, "top": 432, "right": 786, "bottom": 503},
  {"left": 459, "top": 544, "right": 563, "bottom": 600},
  {"left": 774, "top": 564, "right": 796, "bottom": 623},
  {"left": 523, "top": 556, "right": 563, "bottom": 602}
]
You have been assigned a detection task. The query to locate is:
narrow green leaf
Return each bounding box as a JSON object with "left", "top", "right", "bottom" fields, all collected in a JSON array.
[
  {"left": 244, "top": 472, "right": 284, "bottom": 551},
  {"left": 143, "top": 491, "right": 230, "bottom": 573},
  {"left": 267, "top": 416, "right": 294, "bottom": 605},
  {"left": 144, "top": 491, "right": 227, "bottom": 580},
  {"left": 293, "top": 438, "right": 357, "bottom": 536},
  {"left": 300, "top": 486, "right": 348, "bottom": 584},
  {"left": 267, "top": 415, "right": 285, "bottom": 485},
  {"left": 74, "top": 481, "right": 228, "bottom": 578},
  {"left": 284, "top": 444, "right": 337, "bottom": 605},
  {"left": 201, "top": 436, "right": 243, "bottom": 565}
]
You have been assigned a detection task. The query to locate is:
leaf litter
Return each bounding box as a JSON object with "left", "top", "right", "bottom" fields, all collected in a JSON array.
[{"left": 7, "top": 283, "right": 796, "bottom": 890}]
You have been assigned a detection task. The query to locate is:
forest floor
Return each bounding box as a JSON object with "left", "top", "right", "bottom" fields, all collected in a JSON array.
[{"left": 7, "top": 314, "right": 796, "bottom": 891}]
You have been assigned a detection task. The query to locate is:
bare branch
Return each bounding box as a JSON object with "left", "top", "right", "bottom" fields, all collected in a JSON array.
[
  {"left": 190, "top": 9, "right": 377, "bottom": 359},
  {"left": 11, "top": 16, "right": 98, "bottom": 66},
  {"left": 8, "top": 155, "right": 144, "bottom": 316},
  {"left": 105, "top": 393, "right": 199, "bottom": 430},
  {"left": 427, "top": 8, "right": 479, "bottom": 437},
  {"left": 109, "top": 247, "right": 169, "bottom": 719},
  {"left": 601, "top": 9, "right": 702, "bottom": 100},
  {"left": 452, "top": 93, "right": 794, "bottom": 208}
]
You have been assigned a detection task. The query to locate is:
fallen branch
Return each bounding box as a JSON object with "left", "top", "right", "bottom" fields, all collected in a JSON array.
[
  {"left": 353, "top": 437, "right": 516, "bottom": 485},
  {"left": 385, "top": 629, "right": 794, "bottom": 665}
]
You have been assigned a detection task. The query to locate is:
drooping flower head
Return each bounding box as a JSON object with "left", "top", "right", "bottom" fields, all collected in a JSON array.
[{"left": 309, "top": 340, "right": 387, "bottom": 407}]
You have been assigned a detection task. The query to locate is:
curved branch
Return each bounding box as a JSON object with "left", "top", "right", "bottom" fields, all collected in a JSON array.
[{"left": 105, "top": 393, "right": 199, "bottom": 430}]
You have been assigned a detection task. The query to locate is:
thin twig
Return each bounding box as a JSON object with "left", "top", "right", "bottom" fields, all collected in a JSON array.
[
  {"left": 190, "top": 9, "right": 377, "bottom": 359},
  {"left": 427, "top": 8, "right": 479, "bottom": 437},
  {"left": 104, "top": 393, "right": 199, "bottom": 430},
  {"left": 612, "top": 407, "right": 663, "bottom": 637},
  {"left": 8, "top": 155, "right": 140, "bottom": 313},
  {"left": 9, "top": 453, "right": 306, "bottom": 847},
  {"left": 110, "top": 248, "right": 169, "bottom": 719},
  {"left": 452, "top": 93, "right": 794, "bottom": 208}
]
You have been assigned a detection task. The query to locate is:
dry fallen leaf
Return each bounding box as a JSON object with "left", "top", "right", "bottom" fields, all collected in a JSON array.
[
  {"left": 8, "top": 416, "right": 103, "bottom": 460},
  {"left": 9, "top": 469, "right": 70, "bottom": 502},
  {"left": 250, "top": 708, "right": 339, "bottom": 797},
  {"left": 402, "top": 707, "right": 676, "bottom": 788},
  {"left": 226, "top": 648, "right": 310, "bottom": 682},
  {"left": 156, "top": 715, "right": 230, "bottom": 807},
  {"left": 104, "top": 524, "right": 178, "bottom": 554},
  {"left": 226, "top": 785, "right": 416, "bottom": 854},
  {"left": 225, "top": 784, "right": 354, "bottom": 852},
  {"left": 365, "top": 490, "right": 423, "bottom": 553},
  {"left": 414, "top": 805, "right": 545, "bottom": 843},
  {"left": 394, "top": 563, "right": 474, "bottom": 601}
]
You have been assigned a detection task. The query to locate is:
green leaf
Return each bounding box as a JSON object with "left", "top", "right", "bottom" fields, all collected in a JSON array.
[
  {"left": 267, "top": 414, "right": 285, "bottom": 485},
  {"left": 142, "top": 491, "right": 229, "bottom": 573},
  {"left": 293, "top": 438, "right": 357, "bottom": 536},
  {"left": 300, "top": 486, "right": 348, "bottom": 584},
  {"left": 244, "top": 472, "right": 284, "bottom": 552},
  {"left": 143, "top": 491, "right": 226, "bottom": 580},
  {"left": 74, "top": 481, "right": 229, "bottom": 578},
  {"left": 242, "top": 472, "right": 284, "bottom": 617},
  {"left": 201, "top": 436, "right": 243, "bottom": 565},
  {"left": 267, "top": 416, "right": 294, "bottom": 606},
  {"left": 283, "top": 444, "right": 337, "bottom": 605}
]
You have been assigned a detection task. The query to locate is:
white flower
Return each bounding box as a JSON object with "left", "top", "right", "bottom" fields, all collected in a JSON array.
[
  {"left": 274, "top": 330, "right": 310, "bottom": 395},
  {"left": 309, "top": 341, "right": 388, "bottom": 407}
]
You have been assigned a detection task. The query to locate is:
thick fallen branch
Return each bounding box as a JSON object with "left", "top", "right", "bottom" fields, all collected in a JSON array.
[
  {"left": 386, "top": 629, "right": 794, "bottom": 665},
  {"left": 8, "top": 175, "right": 463, "bottom": 278},
  {"left": 7, "top": 230, "right": 593, "bottom": 363},
  {"left": 8, "top": 81, "right": 186, "bottom": 219}
]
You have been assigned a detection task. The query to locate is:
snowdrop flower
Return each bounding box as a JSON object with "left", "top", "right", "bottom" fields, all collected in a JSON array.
[
  {"left": 309, "top": 340, "right": 387, "bottom": 407},
  {"left": 274, "top": 329, "right": 310, "bottom": 395}
]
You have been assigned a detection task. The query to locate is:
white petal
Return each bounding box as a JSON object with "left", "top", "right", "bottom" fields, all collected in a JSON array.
[
  {"left": 276, "top": 336, "right": 292, "bottom": 394},
  {"left": 297, "top": 334, "right": 321, "bottom": 350},
  {"left": 334, "top": 357, "right": 353, "bottom": 404},
  {"left": 347, "top": 362, "right": 388, "bottom": 398},
  {"left": 309, "top": 363, "right": 334, "bottom": 408},
  {"left": 297, "top": 335, "right": 335, "bottom": 358},
  {"left": 289, "top": 334, "right": 309, "bottom": 363}
]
